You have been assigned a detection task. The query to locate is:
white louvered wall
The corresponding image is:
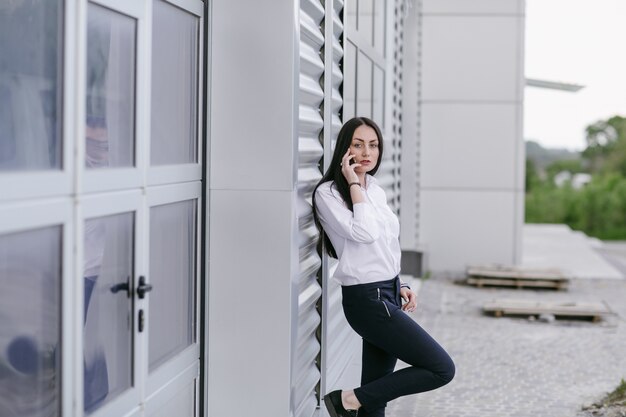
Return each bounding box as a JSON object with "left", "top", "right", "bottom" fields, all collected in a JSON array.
[
  {"left": 295, "top": 0, "right": 325, "bottom": 416},
  {"left": 322, "top": 0, "right": 361, "bottom": 394},
  {"left": 392, "top": 0, "right": 406, "bottom": 215},
  {"left": 295, "top": 0, "right": 410, "bottom": 412}
]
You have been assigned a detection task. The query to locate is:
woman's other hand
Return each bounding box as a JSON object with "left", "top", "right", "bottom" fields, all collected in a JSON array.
[{"left": 400, "top": 287, "right": 417, "bottom": 313}]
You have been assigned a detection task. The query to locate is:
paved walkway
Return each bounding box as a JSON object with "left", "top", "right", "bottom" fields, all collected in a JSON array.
[
  {"left": 521, "top": 224, "right": 623, "bottom": 279},
  {"left": 387, "top": 225, "right": 626, "bottom": 417}
]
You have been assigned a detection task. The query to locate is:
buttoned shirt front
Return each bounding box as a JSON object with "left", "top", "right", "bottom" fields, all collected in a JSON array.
[{"left": 314, "top": 175, "right": 401, "bottom": 286}]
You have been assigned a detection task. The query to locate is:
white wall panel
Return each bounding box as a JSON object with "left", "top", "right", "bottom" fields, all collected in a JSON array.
[
  {"left": 420, "top": 103, "right": 520, "bottom": 189},
  {"left": 422, "top": 0, "right": 523, "bottom": 15},
  {"left": 208, "top": 189, "right": 295, "bottom": 417},
  {"left": 421, "top": 16, "right": 522, "bottom": 102},
  {"left": 210, "top": 1, "right": 297, "bottom": 191},
  {"left": 417, "top": 3, "right": 525, "bottom": 272},
  {"left": 419, "top": 190, "right": 517, "bottom": 271}
]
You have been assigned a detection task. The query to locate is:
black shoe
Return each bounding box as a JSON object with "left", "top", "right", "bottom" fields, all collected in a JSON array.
[{"left": 323, "top": 390, "right": 358, "bottom": 417}]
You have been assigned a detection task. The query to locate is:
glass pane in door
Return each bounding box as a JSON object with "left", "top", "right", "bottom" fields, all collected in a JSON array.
[
  {"left": 148, "top": 200, "right": 196, "bottom": 372},
  {"left": 0, "top": 0, "right": 63, "bottom": 171},
  {"left": 0, "top": 226, "right": 62, "bottom": 417},
  {"left": 83, "top": 214, "right": 134, "bottom": 414},
  {"left": 85, "top": 3, "right": 136, "bottom": 169},
  {"left": 151, "top": 0, "right": 199, "bottom": 165}
]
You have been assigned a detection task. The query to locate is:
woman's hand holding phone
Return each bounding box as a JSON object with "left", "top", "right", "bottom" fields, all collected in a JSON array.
[{"left": 341, "top": 149, "right": 361, "bottom": 184}]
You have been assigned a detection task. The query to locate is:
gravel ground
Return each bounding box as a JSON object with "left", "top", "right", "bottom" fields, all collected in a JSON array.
[
  {"left": 578, "top": 403, "right": 626, "bottom": 417},
  {"left": 387, "top": 275, "right": 626, "bottom": 417}
]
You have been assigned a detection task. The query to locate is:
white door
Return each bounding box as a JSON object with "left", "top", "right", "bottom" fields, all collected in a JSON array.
[
  {"left": 82, "top": 0, "right": 204, "bottom": 416},
  {"left": 0, "top": 0, "right": 204, "bottom": 415}
]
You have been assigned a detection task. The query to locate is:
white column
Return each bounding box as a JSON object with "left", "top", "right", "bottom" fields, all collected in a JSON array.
[
  {"left": 207, "top": 1, "right": 299, "bottom": 415},
  {"left": 418, "top": 0, "right": 526, "bottom": 272}
]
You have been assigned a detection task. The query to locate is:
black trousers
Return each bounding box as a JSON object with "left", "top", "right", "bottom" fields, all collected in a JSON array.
[{"left": 341, "top": 277, "right": 455, "bottom": 417}]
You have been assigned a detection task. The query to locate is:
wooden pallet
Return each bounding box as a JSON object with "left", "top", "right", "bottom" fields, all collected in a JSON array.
[
  {"left": 466, "top": 264, "right": 569, "bottom": 290},
  {"left": 483, "top": 299, "right": 612, "bottom": 321}
]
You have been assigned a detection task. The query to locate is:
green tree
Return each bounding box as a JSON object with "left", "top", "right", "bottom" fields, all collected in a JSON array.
[
  {"left": 526, "top": 174, "right": 626, "bottom": 240},
  {"left": 525, "top": 114, "right": 626, "bottom": 239},
  {"left": 544, "top": 158, "right": 585, "bottom": 181},
  {"left": 525, "top": 158, "right": 541, "bottom": 192},
  {"left": 583, "top": 115, "right": 626, "bottom": 175}
]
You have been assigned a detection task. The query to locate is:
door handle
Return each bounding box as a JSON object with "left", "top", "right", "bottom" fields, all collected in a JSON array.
[
  {"left": 136, "top": 276, "right": 153, "bottom": 299},
  {"left": 110, "top": 276, "right": 131, "bottom": 297}
]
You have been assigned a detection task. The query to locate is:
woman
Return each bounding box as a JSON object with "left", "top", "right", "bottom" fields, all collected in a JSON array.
[{"left": 313, "top": 117, "right": 455, "bottom": 417}]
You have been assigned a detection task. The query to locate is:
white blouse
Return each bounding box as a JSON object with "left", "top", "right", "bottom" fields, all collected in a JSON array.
[{"left": 314, "top": 175, "right": 402, "bottom": 286}]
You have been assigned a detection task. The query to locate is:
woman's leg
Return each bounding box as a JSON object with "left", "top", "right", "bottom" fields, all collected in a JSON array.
[
  {"left": 352, "top": 311, "right": 455, "bottom": 411},
  {"left": 342, "top": 279, "right": 455, "bottom": 413},
  {"left": 358, "top": 339, "right": 397, "bottom": 417}
]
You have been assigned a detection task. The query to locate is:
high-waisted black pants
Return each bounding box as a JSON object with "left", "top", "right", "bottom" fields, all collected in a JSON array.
[{"left": 341, "top": 276, "right": 455, "bottom": 417}]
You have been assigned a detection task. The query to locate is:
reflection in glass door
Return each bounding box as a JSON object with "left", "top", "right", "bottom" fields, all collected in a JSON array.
[
  {"left": 86, "top": 3, "right": 137, "bottom": 170},
  {"left": 0, "top": 0, "right": 64, "bottom": 172},
  {"left": 83, "top": 214, "right": 134, "bottom": 414},
  {"left": 0, "top": 227, "right": 62, "bottom": 417}
]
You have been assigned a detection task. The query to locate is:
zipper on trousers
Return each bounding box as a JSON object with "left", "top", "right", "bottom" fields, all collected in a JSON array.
[{"left": 377, "top": 288, "right": 391, "bottom": 317}]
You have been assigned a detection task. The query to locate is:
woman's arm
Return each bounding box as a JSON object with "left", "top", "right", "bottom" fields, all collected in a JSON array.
[{"left": 315, "top": 185, "right": 381, "bottom": 243}]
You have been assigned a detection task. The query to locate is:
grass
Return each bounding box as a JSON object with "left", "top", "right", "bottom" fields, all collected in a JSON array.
[
  {"left": 582, "top": 379, "right": 626, "bottom": 414},
  {"left": 604, "top": 378, "right": 626, "bottom": 405}
]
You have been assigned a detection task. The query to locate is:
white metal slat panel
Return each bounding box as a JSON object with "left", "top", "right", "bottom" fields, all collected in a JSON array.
[
  {"left": 415, "top": 0, "right": 423, "bottom": 242},
  {"left": 383, "top": 0, "right": 405, "bottom": 215},
  {"left": 324, "top": 262, "right": 359, "bottom": 389},
  {"left": 330, "top": 32, "right": 343, "bottom": 133},
  {"left": 323, "top": 0, "right": 361, "bottom": 393},
  {"left": 295, "top": 0, "right": 325, "bottom": 416},
  {"left": 395, "top": 0, "right": 406, "bottom": 214}
]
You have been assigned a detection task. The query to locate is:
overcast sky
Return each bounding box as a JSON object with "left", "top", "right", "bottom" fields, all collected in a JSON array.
[{"left": 524, "top": 0, "right": 626, "bottom": 150}]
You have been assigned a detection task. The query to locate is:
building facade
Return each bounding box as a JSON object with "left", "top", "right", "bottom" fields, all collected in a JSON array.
[{"left": 0, "top": 1, "right": 524, "bottom": 416}]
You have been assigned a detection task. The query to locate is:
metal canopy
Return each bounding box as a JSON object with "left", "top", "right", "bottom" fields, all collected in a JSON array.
[{"left": 525, "top": 78, "right": 585, "bottom": 92}]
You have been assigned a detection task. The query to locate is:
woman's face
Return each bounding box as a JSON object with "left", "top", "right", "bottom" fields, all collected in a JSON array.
[{"left": 349, "top": 125, "right": 380, "bottom": 174}]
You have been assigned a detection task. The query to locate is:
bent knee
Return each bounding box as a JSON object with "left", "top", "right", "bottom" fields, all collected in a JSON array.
[{"left": 437, "top": 357, "right": 455, "bottom": 385}]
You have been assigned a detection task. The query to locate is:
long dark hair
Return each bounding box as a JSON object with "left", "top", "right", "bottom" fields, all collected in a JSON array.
[{"left": 312, "top": 117, "right": 384, "bottom": 258}]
